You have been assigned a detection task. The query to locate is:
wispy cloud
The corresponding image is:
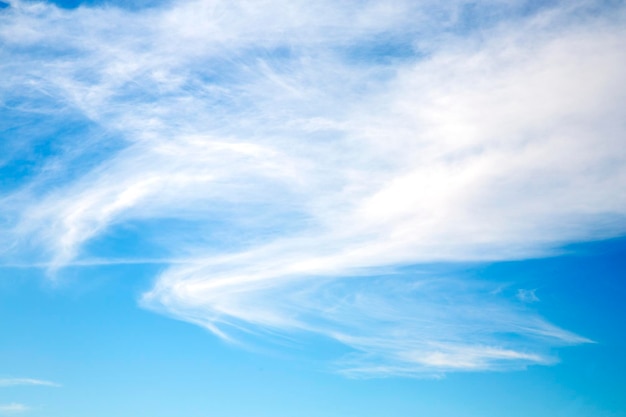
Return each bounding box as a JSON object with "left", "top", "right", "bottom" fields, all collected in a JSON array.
[
  {"left": 0, "top": 403, "right": 29, "bottom": 414},
  {"left": 0, "top": 378, "right": 59, "bottom": 388},
  {"left": 1, "top": 0, "right": 624, "bottom": 376},
  {"left": 517, "top": 289, "right": 540, "bottom": 304}
]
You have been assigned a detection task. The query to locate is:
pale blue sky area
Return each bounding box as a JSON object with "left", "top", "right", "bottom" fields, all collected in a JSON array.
[{"left": 1, "top": 0, "right": 625, "bottom": 416}]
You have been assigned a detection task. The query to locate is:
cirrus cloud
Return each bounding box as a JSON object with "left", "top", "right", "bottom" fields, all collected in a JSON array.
[{"left": 1, "top": 0, "right": 625, "bottom": 376}]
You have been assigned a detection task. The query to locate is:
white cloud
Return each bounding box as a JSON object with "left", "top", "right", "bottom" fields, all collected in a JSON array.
[
  {"left": 0, "top": 378, "right": 59, "bottom": 388},
  {"left": 0, "top": 404, "right": 29, "bottom": 414},
  {"left": 1, "top": 0, "right": 625, "bottom": 375}
]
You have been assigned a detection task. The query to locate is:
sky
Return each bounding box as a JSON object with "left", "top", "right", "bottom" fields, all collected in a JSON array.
[{"left": 0, "top": 0, "right": 625, "bottom": 415}]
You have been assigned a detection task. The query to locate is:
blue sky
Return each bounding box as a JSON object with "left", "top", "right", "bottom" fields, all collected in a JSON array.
[{"left": 1, "top": 0, "right": 625, "bottom": 415}]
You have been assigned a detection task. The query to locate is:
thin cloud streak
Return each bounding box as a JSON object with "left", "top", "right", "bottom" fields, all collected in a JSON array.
[
  {"left": 0, "top": 403, "right": 29, "bottom": 414},
  {"left": 1, "top": 0, "right": 625, "bottom": 375},
  {"left": 0, "top": 378, "right": 60, "bottom": 388}
]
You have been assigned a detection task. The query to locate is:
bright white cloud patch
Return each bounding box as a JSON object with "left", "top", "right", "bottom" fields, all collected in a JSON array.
[{"left": 1, "top": 0, "right": 625, "bottom": 376}]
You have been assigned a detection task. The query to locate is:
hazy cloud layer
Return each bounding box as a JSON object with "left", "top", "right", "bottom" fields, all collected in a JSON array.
[{"left": 1, "top": 0, "right": 625, "bottom": 376}]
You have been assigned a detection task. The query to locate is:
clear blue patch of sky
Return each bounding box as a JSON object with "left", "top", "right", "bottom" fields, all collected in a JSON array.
[
  {"left": 36, "top": 0, "right": 171, "bottom": 11},
  {"left": 338, "top": 34, "right": 420, "bottom": 66}
]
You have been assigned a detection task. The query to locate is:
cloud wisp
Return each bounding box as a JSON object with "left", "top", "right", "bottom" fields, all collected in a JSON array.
[
  {"left": 1, "top": 0, "right": 625, "bottom": 376},
  {"left": 0, "top": 378, "right": 59, "bottom": 388},
  {"left": 0, "top": 404, "right": 29, "bottom": 414}
]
